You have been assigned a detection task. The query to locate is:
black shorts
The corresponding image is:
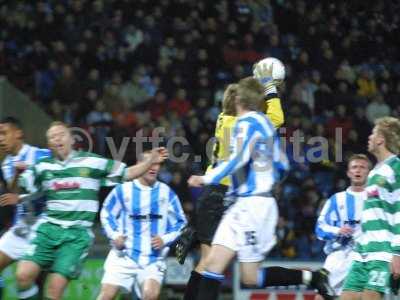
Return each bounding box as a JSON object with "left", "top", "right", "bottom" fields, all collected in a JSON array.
[{"left": 195, "top": 184, "right": 228, "bottom": 245}]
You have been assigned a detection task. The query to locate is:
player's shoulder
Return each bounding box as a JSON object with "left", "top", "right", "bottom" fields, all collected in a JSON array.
[
  {"left": 370, "top": 156, "right": 399, "bottom": 181},
  {"left": 157, "top": 180, "right": 174, "bottom": 192},
  {"left": 328, "top": 190, "right": 347, "bottom": 202},
  {"left": 387, "top": 156, "right": 400, "bottom": 173},
  {"left": 158, "top": 181, "right": 179, "bottom": 198},
  {"left": 76, "top": 151, "right": 103, "bottom": 159},
  {"left": 35, "top": 156, "right": 54, "bottom": 164},
  {"left": 34, "top": 147, "right": 52, "bottom": 161},
  {"left": 238, "top": 112, "right": 274, "bottom": 133},
  {"left": 217, "top": 113, "right": 236, "bottom": 126}
]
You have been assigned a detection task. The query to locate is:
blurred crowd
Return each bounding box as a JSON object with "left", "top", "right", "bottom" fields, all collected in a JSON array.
[{"left": 1, "top": 0, "right": 400, "bottom": 259}]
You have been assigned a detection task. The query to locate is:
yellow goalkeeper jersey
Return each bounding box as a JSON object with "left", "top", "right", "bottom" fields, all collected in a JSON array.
[{"left": 206, "top": 98, "right": 284, "bottom": 186}]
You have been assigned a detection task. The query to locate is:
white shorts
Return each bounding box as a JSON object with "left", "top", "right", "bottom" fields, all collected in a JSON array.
[
  {"left": 0, "top": 226, "right": 30, "bottom": 260},
  {"left": 323, "top": 248, "right": 355, "bottom": 296},
  {"left": 212, "top": 196, "right": 278, "bottom": 262},
  {"left": 101, "top": 250, "right": 166, "bottom": 298}
]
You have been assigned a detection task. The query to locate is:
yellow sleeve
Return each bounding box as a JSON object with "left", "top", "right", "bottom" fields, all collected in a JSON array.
[
  {"left": 265, "top": 97, "right": 284, "bottom": 128},
  {"left": 205, "top": 113, "right": 236, "bottom": 186}
]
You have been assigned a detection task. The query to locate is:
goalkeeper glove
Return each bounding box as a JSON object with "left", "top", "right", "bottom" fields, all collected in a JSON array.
[{"left": 253, "top": 57, "right": 285, "bottom": 95}]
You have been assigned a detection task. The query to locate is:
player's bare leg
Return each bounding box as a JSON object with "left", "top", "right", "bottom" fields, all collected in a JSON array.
[
  {"left": 45, "top": 273, "right": 68, "bottom": 300},
  {"left": 97, "top": 283, "right": 120, "bottom": 300},
  {"left": 340, "top": 291, "right": 362, "bottom": 300},
  {"left": 194, "top": 244, "right": 211, "bottom": 273},
  {"left": 142, "top": 279, "right": 161, "bottom": 300},
  {"left": 362, "top": 290, "right": 382, "bottom": 300},
  {"left": 203, "top": 244, "right": 235, "bottom": 274},
  {"left": 16, "top": 260, "right": 41, "bottom": 299},
  {"left": 240, "top": 262, "right": 262, "bottom": 286}
]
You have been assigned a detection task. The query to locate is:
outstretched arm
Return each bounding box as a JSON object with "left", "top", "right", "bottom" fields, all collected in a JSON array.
[
  {"left": 188, "top": 121, "right": 260, "bottom": 187},
  {"left": 125, "top": 147, "right": 168, "bottom": 180}
]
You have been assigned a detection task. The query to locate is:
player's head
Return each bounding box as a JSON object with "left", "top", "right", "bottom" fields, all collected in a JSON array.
[
  {"left": 235, "top": 77, "right": 264, "bottom": 114},
  {"left": 0, "top": 116, "right": 24, "bottom": 155},
  {"left": 222, "top": 84, "right": 238, "bottom": 116},
  {"left": 347, "top": 154, "right": 371, "bottom": 187},
  {"left": 368, "top": 117, "right": 400, "bottom": 156},
  {"left": 46, "top": 121, "right": 74, "bottom": 159},
  {"left": 138, "top": 150, "right": 161, "bottom": 185}
]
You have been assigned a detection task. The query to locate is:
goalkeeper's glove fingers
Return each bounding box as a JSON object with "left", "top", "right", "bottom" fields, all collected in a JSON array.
[{"left": 253, "top": 63, "right": 280, "bottom": 95}]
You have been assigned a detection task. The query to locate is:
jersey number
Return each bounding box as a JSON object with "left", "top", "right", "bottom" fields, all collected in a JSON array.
[
  {"left": 368, "top": 270, "right": 387, "bottom": 287},
  {"left": 245, "top": 231, "right": 257, "bottom": 246}
]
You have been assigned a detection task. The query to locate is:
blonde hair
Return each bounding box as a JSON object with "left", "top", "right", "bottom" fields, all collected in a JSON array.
[
  {"left": 236, "top": 77, "right": 264, "bottom": 111},
  {"left": 375, "top": 117, "right": 400, "bottom": 155},
  {"left": 47, "top": 121, "right": 70, "bottom": 135},
  {"left": 222, "top": 84, "right": 238, "bottom": 116},
  {"left": 348, "top": 153, "right": 372, "bottom": 169}
]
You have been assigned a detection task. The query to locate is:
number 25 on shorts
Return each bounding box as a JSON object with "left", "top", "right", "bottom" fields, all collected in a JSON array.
[{"left": 368, "top": 270, "right": 388, "bottom": 287}]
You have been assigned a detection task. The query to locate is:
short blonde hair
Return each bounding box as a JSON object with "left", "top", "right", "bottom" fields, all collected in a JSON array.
[
  {"left": 47, "top": 121, "right": 70, "bottom": 135},
  {"left": 222, "top": 84, "right": 238, "bottom": 116},
  {"left": 236, "top": 77, "right": 264, "bottom": 111},
  {"left": 375, "top": 117, "right": 400, "bottom": 155},
  {"left": 348, "top": 153, "right": 372, "bottom": 169}
]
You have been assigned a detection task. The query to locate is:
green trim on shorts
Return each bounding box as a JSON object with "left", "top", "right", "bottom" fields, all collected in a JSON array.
[{"left": 342, "top": 260, "right": 391, "bottom": 294}]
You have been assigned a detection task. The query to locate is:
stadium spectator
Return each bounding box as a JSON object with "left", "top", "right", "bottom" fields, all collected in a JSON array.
[{"left": 366, "top": 93, "right": 391, "bottom": 124}]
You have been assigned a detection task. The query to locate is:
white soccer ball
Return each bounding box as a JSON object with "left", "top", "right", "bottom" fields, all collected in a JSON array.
[{"left": 253, "top": 57, "right": 286, "bottom": 85}]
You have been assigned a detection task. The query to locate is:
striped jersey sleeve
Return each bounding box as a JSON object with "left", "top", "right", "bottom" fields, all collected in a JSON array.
[
  {"left": 17, "top": 147, "right": 52, "bottom": 193},
  {"left": 19, "top": 164, "right": 41, "bottom": 194},
  {"left": 162, "top": 189, "right": 187, "bottom": 246},
  {"left": 101, "top": 184, "right": 126, "bottom": 240},
  {"left": 100, "top": 158, "right": 127, "bottom": 186},
  {"left": 315, "top": 195, "right": 340, "bottom": 240},
  {"left": 203, "top": 118, "right": 263, "bottom": 185}
]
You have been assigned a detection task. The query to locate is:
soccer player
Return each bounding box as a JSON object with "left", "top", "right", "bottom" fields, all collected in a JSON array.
[
  {"left": 340, "top": 117, "right": 400, "bottom": 300},
  {"left": 187, "top": 77, "right": 333, "bottom": 300},
  {"left": 97, "top": 150, "right": 187, "bottom": 300},
  {"left": 14, "top": 121, "right": 167, "bottom": 300},
  {"left": 315, "top": 154, "right": 370, "bottom": 299},
  {"left": 179, "top": 70, "right": 285, "bottom": 299},
  {"left": 0, "top": 117, "right": 51, "bottom": 298}
]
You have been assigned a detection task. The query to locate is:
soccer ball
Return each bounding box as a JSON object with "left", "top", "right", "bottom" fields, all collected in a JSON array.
[{"left": 253, "top": 57, "right": 285, "bottom": 86}]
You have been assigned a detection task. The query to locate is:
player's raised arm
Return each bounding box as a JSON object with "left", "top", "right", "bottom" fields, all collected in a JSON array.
[
  {"left": 201, "top": 120, "right": 261, "bottom": 186},
  {"left": 124, "top": 147, "right": 168, "bottom": 181},
  {"left": 253, "top": 57, "right": 286, "bottom": 128}
]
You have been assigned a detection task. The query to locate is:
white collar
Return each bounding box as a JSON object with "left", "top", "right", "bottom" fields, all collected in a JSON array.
[
  {"left": 133, "top": 179, "right": 159, "bottom": 190},
  {"left": 346, "top": 186, "right": 365, "bottom": 195}
]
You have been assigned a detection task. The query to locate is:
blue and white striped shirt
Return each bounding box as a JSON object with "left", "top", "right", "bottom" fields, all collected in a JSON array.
[
  {"left": 315, "top": 188, "right": 367, "bottom": 254},
  {"left": 203, "top": 111, "right": 279, "bottom": 197},
  {"left": 101, "top": 179, "right": 187, "bottom": 266},
  {"left": 1, "top": 144, "right": 51, "bottom": 224}
]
